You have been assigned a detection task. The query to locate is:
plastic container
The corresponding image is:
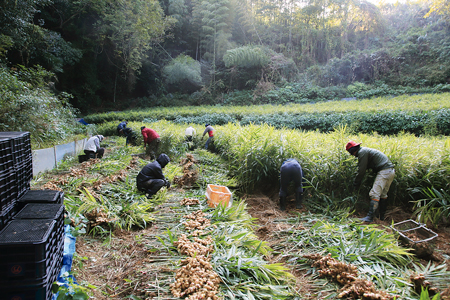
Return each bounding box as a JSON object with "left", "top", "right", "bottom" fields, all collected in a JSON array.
[
  {"left": 0, "top": 170, "right": 18, "bottom": 212},
  {"left": 205, "top": 184, "right": 232, "bottom": 208},
  {"left": 391, "top": 219, "right": 438, "bottom": 243},
  {"left": 17, "top": 190, "right": 64, "bottom": 211},
  {"left": 0, "top": 203, "right": 17, "bottom": 231},
  {"left": 0, "top": 219, "right": 58, "bottom": 282},
  {"left": 0, "top": 137, "right": 14, "bottom": 172}
]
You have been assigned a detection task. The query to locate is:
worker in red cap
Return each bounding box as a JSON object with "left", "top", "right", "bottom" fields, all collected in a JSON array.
[{"left": 346, "top": 141, "right": 395, "bottom": 222}]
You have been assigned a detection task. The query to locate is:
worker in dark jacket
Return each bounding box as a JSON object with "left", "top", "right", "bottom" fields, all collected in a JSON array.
[
  {"left": 123, "top": 127, "right": 137, "bottom": 146},
  {"left": 279, "top": 158, "right": 304, "bottom": 211},
  {"left": 117, "top": 121, "right": 128, "bottom": 135},
  {"left": 136, "top": 153, "right": 171, "bottom": 198},
  {"left": 346, "top": 141, "right": 395, "bottom": 222}
]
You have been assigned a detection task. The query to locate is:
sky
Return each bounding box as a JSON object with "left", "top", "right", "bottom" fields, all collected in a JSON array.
[{"left": 368, "top": 0, "right": 408, "bottom": 5}]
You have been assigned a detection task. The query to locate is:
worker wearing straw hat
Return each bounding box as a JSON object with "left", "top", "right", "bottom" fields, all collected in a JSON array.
[{"left": 346, "top": 141, "right": 395, "bottom": 223}]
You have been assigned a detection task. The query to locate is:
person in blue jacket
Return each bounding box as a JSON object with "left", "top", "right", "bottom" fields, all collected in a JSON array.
[
  {"left": 279, "top": 158, "right": 304, "bottom": 211},
  {"left": 117, "top": 121, "right": 128, "bottom": 135},
  {"left": 136, "top": 154, "right": 171, "bottom": 198}
]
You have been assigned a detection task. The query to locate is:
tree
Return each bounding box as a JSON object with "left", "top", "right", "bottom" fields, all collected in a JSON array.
[
  {"left": 95, "top": 0, "right": 175, "bottom": 94},
  {"left": 162, "top": 54, "right": 202, "bottom": 93},
  {"left": 0, "top": 0, "right": 82, "bottom": 71},
  {"left": 425, "top": 0, "right": 450, "bottom": 20}
]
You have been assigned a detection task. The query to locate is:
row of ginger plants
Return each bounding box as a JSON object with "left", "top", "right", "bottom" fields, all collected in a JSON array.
[{"left": 96, "top": 120, "right": 450, "bottom": 226}]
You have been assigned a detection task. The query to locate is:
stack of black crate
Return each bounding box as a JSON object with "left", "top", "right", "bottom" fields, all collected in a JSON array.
[{"left": 0, "top": 132, "right": 65, "bottom": 300}]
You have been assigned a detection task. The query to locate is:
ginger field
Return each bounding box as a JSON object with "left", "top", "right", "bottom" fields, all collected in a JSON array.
[{"left": 32, "top": 135, "right": 450, "bottom": 300}]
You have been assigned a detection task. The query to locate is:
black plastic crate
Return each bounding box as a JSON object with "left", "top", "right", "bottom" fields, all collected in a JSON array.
[
  {"left": 17, "top": 190, "right": 64, "bottom": 211},
  {"left": 0, "top": 132, "right": 32, "bottom": 165},
  {"left": 15, "top": 204, "right": 65, "bottom": 230},
  {"left": 4, "top": 281, "right": 54, "bottom": 300},
  {"left": 2, "top": 259, "right": 60, "bottom": 300},
  {"left": 0, "top": 137, "right": 14, "bottom": 172},
  {"left": 0, "top": 219, "right": 57, "bottom": 281},
  {"left": 0, "top": 170, "right": 18, "bottom": 211},
  {"left": 0, "top": 203, "right": 17, "bottom": 231}
]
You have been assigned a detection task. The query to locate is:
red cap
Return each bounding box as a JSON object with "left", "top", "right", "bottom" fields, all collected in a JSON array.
[{"left": 346, "top": 141, "right": 361, "bottom": 152}]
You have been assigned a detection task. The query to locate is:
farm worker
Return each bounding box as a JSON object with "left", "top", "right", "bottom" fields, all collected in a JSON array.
[
  {"left": 141, "top": 126, "right": 160, "bottom": 160},
  {"left": 185, "top": 126, "right": 196, "bottom": 142},
  {"left": 346, "top": 141, "right": 395, "bottom": 223},
  {"left": 185, "top": 126, "right": 196, "bottom": 150},
  {"left": 202, "top": 124, "right": 214, "bottom": 150},
  {"left": 84, "top": 135, "right": 105, "bottom": 159},
  {"left": 123, "top": 127, "right": 137, "bottom": 146},
  {"left": 117, "top": 121, "right": 128, "bottom": 135},
  {"left": 136, "top": 153, "right": 171, "bottom": 198},
  {"left": 279, "top": 158, "right": 304, "bottom": 211}
]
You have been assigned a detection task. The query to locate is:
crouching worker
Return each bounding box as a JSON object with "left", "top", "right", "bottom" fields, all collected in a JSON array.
[
  {"left": 279, "top": 158, "right": 304, "bottom": 211},
  {"left": 346, "top": 141, "right": 395, "bottom": 223},
  {"left": 84, "top": 135, "right": 105, "bottom": 159},
  {"left": 136, "top": 154, "right": 171, "bottom": 199}
]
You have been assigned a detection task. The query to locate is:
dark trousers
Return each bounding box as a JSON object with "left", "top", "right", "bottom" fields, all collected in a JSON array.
[
  {"left": 84, "top": 148, "right": 104, "bottom": 159},
  {"left": 137, "top": 179, "right": 165, "bottom": 197},
  {"left": 126, "top": 133, "right": 137, "bottom": 146},
  {"left": 279, "top": 163, "right": 303, "bottom": 198},
  {"left": 146, "top": 138, "right": 160, "bottom": 160}
]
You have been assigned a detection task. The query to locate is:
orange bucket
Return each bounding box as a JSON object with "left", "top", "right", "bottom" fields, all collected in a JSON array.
[{"left": 205, "top": 184, "right": 232, "bottom": 208}]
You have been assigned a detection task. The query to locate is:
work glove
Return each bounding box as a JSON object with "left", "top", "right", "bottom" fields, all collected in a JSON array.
[{"left": 164, "top": 179, "right": 171, "bottom": 188}]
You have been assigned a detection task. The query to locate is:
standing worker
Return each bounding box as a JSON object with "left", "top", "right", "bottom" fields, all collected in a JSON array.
[
  {"left": 141, "top": 126, "right": 160, "bottom": 160},
  {"left": 201, "top": 124, "right": 214, "bottom": 150},
  {"left": 346, "top": 141, "right": 395, "bottom": 223},
  {"left": 136, "top": 154, "right": 171, "bottom": 198},
  {"left": 185, "top": 126, "right": 196, "bottom": 150},
  {"left": 279, "top": 158, "right": 304, "bottom": 211},
  {"left": 84, "top": 135, "right": 105, "bottom": 159},
  {"left": 117, "top": 121, "right": 128, "bottom": 135}
]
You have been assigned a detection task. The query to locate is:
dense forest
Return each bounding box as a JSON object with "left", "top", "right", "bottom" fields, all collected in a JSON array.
[{"left": 1, "top": 0, "right": 450, "bottom": 115}]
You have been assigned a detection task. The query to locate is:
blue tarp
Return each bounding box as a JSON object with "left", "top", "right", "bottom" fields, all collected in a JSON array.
[
  {"left": 78, "top": 118, "right": 89, "bottom": 125},
  {"left": 52, "top": 225, "right": 77, "bottom": 299}
]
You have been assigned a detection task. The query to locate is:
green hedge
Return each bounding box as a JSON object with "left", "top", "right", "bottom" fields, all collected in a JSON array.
[{"left": 89, "top": 109, "right": 450, "bottom": 136}]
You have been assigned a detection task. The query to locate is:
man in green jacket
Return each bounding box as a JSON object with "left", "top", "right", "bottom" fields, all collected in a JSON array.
[{"left": 346, "top": 141, "right": 395, "bottom": 223}]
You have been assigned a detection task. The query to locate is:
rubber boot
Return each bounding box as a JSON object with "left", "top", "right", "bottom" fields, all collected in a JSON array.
[
  {"left": 379, "top": 198, "right": 388, "bottom": 220},
  {"left": 360, "top": 200, "right": 379, "bottom": 223},
  {"left": 279, "top": 196, "right": 287, "bottom": 211},
  {"left": 295, "top": 192, "right": 303, "bottom": 209}
]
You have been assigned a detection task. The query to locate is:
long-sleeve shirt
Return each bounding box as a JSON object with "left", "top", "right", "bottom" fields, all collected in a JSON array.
[
  {"left": 354, "top": 147, "right": 394, "bottom": 187},
  {"left": 84, "top": 136, "right": 101, "bottom": 152},
  {"left": 141, "top": 128, "right": 160, "bottom": 144},
  {"left": 136, "top": 154, "right": 170, "bottom": 185},
  {"left": 202, "top": 125, "right": 214, "bottom": 137},
  {"left": 117, "top": 121, "right": 127, "bottom": 131},
  {"left": 185, "top": 127, "right": 196, "bottom": 136}
]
